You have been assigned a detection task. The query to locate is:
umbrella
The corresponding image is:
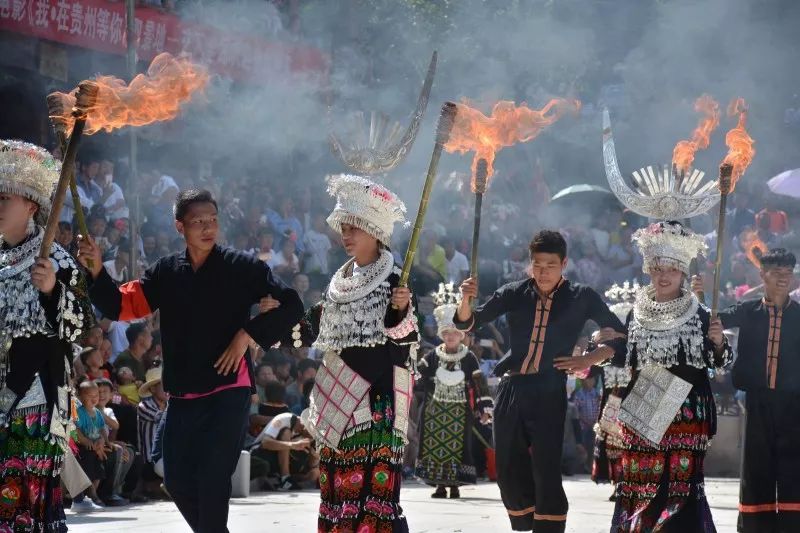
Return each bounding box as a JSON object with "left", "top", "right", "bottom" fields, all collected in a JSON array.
[
  {"left": 767, "top": 168, "right": 800, "bottom": 198},
  {"left": 550, "top": 184, "right": 612, "bottom": 201}
]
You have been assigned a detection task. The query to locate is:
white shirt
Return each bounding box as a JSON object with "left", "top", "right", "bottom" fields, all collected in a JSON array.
[
  {"left": 257, "top": 412, "right": 296, "bottom": 443},
  {"left": 103, "top": 259, "right": 128, "bottom": 283},
  {"left": 101, "top": 181, "right": 129, "bottom": 220},
  {"left": 446, "top": 251, "right": 469, "bottom": 284},
  {"left": 60, "top": 184, "right": 94, "bottom": 222},
  {"left": 107, "top": 321, "right": 130, "bottom": 361},
  {"left": 303, "top": 229, "right": 331, "bottom": 274},
  {"left": 151, "top": 175, "right": 178, "bottom": 199}
]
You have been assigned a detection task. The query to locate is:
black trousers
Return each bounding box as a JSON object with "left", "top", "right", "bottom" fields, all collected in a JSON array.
[
  {"left": 494, "top": 375, "right": 568, "bottom": 532},
  {"left": 739, "top": 390, "right": 800, "bottom": 533},
  {"left": 163, "top": 387, "right": 251, "bottom": 533}
]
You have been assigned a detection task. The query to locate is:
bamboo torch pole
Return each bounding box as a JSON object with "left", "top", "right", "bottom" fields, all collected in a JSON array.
[
  {"left": 40, "top": 82, "right": 99, "bottom": 259},
  {"left": 46, "top": 93, "right": 92, "bottom": 268},
  {"left": 398, "top": 101, "right": 458, "bottom": 288},
  {"left": 470, "top": 159, "right": 488, "bottom": 279},
  {"left": 710, "top": 162, "right": 734, "bottom": 317}
]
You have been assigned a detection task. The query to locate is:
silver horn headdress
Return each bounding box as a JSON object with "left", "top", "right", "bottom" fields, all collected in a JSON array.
[
  {"left": 602, "top": 108, "right": 720, "bottom": 220},
  {"left": 328, "top": 51, "right": 437, "bottom": 176}
]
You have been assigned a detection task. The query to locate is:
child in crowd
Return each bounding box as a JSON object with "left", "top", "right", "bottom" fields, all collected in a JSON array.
[
  {"left": 74, "top": 381, "right": 110, "bottom": 512},
  {"left": 117, "top": 367, "right": 140, "bottom": 404},
  {"left": 96, "top": 379, "right": 135, "bottom": 506},
  {"left": 81, "top": 347, "right": 111, "bottom": 380}
]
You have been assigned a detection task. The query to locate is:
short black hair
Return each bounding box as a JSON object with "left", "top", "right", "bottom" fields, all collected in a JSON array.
[
  {"left": 529, "top": 230, "right": 567, "bottom": 261},
  {"left": 125, "top": 322, "right": 149, "bottom": 346},
  {"left": 174, "top": 189, "right": 218, "bottom": 221},
  {"left": 296, "top": 358, "right": 317, "bottom": 377},
  {"left": 264, "top": 380, "right": 286, "bottom": 403},
  {"left": 58, "top": 221, "right": 72, "bottom": 231},
  {"left": 760, "top": 248, "right": 797, "bottom": 270},
  {"left": 94, "top": 378, "right": 114, "bottom": 390}
]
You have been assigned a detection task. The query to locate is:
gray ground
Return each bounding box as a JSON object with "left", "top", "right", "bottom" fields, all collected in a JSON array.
[{"left": 67, "top": 476, "right": 740, "bottom": 532}]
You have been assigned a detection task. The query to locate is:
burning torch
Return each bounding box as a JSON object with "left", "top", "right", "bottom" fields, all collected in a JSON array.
[
  {"left": 398, "top": 102, "right": 458, "bottom": 289},
  {"left": 40, "top": 82, "right": 99, "bottom": 260},
  {"left": 710, "top": 98, "right": 755, "bottom": 317},
  {"left": 46, "top": 91, "right": 92, "bottom": 266}
]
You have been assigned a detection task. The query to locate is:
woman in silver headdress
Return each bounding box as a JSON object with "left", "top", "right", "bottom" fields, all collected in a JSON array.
[
  {"left": 607, "top": 221, "right": 732, "bottom": 532},
  {"left": 415, "top": 283, "right": 492, "bottom": 499},
  {"left": 301, "top": 175, "right": 419, "bottom": 533},
  {"left": 0, "top": 140, "right": 93, "bottom": 530}
]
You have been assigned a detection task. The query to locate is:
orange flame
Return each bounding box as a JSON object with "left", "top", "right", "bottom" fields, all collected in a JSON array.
[
  {"left": 672, "top": 94, "right": 720, "bottom": 174},
  {"left": 721, "top": 98, "right": 755, "bottom": 192},
  {"left": 444, "top": 99, "right": 581, "bottom": 191},
  {"left": 741, "top": 229, "right": 768, "bottom": 269},
  {"left": 53, "top": 53, "right": 209, "bottom": 136}
]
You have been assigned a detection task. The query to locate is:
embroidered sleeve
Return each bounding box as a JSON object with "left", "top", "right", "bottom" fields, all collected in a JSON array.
[{"left": 48, "top": 246, "right": 94, "bottom": 342}]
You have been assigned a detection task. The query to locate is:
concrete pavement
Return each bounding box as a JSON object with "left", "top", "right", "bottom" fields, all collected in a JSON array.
[{"left": 67, "top": 476, "right": 740, "bottom": 532}]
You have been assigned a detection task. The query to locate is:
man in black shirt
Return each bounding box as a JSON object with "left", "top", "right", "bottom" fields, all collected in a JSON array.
[
  {"left": 715, "top": 248, "right": 800, "bottom": 533},
  {"left": 79, "top": 189, "right": 303, "bottom": 533},
  {"left": 455, "top": 230, "right": 626, "bottom": 532}
]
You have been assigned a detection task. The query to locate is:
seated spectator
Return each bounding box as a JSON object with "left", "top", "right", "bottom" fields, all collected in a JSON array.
[
  {"left": 292, "top": 273, "right": 311, "bottom": 306},
  {"left": 137, "top": 366, "right": 168, "bottom": 499},
  {"left": 117, "top": 367, "right": 140, "bottom": 404},
  {"left": 96, "top": 379, "right": 134, "bottom": 506},
  {"left": 285, "top": 359, "right": 316, "bottom": 411},
  {"left": 83, "top": 325, "right": 104, "bottom": 350},
  {"left": 251, "top": 412, "right": 318, "bottom": 491},
  {"left": 302, "top": 212, "right": 332, "bottom": 276},
  {"left": 114, "top": 322, "right": 151, "bottom": 383},
  {"left": 74, "top": 381, "right": 110, "bottom": 512},
  {"left": 81, "top": 346, "right": 111, "bottom": 380},
  {"left": 443, "top": 236, "right": 469, "bottom": 285},
  {"left": 57, "top": 221, "right": 74, "bottom": 251},
  {"left": 254, "top": 228, "right": 276, "bottom": 264},
  {"left": 249, "top": 378, "right": 286, "bottom": 438},
  {"left": 259, "top": 381, "right": 290, "bottom": 419},
  {"left": 266, "top": 196, "right": 305, "bottom": 253},
  {"left": 756, "top": 197, "right": 789, "bottom": 235},
  {"left": 292, "top": 379, "right": 315, "bottom": 416},
  {"left": 272, "top": 238, "right": 301, "bottom": 283},
  {"left": 99, "top": 338, "right": 115, "bottom": 377},
  {"left": 103, "top": 240, "right": 131, "bottom": 284}
]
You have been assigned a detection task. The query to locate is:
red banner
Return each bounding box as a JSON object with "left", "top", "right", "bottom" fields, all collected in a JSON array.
[{"left": 0, "top": 0, "right": 328, "bottom": 80}]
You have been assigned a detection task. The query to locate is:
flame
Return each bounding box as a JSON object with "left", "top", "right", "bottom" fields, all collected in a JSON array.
[
  {"left": 444, "top": 98, "right": 581, "bottom": 192},
  {"left": 721, "top": 98, "right": 755, "bottom": 192},
  {"left": 741, "top": 229, "right": 768, "bottom": 269},
  {"left": 672, "top": 94, "right": 720, "bottom": 174},
  {"left": 52, "top": 53, "right": 209, "bottom": 136}
]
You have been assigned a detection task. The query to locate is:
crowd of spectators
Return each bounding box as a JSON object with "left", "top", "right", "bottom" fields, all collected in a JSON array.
[{"left": 60, "top": 137, "right": 800, "bottom": 506}]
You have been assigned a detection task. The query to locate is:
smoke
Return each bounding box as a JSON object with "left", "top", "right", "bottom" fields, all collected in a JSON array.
[{"left": 128, "top": 0, "right": 799, "bottom": 224}]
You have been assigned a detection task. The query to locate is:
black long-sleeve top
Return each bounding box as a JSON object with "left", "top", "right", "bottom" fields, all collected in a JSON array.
[
  {"left": 89, "top": 245, "right": 304, "bottom": 395},
  {"left": 4, "top": 243, "right": 94, "bottom": 411},
  {"left": 718, "top": 298, "right": 800, "bottom": 392},
  {"left": 454, "top": 278, "right": 626, "bottom": 388},
  {"left": 418, "top": 348, "right": 493, "bottom": 414}
]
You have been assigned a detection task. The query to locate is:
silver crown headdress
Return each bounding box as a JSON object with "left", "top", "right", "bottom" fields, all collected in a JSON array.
[
  {"left": 604, "top": 280, "right": 640, "bottom": 322},
  {"left": 0, "top": 140, "right": 60, "bottom": 225},
  {"left": 632, "top": 221, "right": 707, "bottom": 276},
  {"left": 602, "top": 109, "right": 720, "bottom": 220},
  {"left": 326, "top": 174, "right": 407, "bottom": 245},
  {"left": 432, "top": 282, "right": 461, "bottom": 336},
  {"left": 328, "top": 52, "right": 436, "bottom": 176}
]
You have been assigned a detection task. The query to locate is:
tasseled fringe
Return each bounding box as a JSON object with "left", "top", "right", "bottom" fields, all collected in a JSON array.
[
  {"left": 627, "top": 314, "right": 707, "bottom": 370},
  {"left": 432, "top": 381, "right": 466, "bottom": 403}
]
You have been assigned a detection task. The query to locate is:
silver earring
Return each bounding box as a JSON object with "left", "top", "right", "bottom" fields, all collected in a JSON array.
[{"left": 26, "top": 216, "right": 35, "bottom": 235}]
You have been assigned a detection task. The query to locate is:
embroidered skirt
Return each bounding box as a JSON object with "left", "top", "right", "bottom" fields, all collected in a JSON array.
[
  {"left": 318, "top": 394, "right": 408, "bottom": 533},
  {"left": 415, "top": 396, "right": 477, "bottom": 487},
  {"left": 0, "top": 404, "right": 67, "bottom": 533},
  {"left": 611, "top": 388, "right": 716, "bottom": 533},
  {"left": 593, "top": 388, "right": 626, "bottom": 486}
]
